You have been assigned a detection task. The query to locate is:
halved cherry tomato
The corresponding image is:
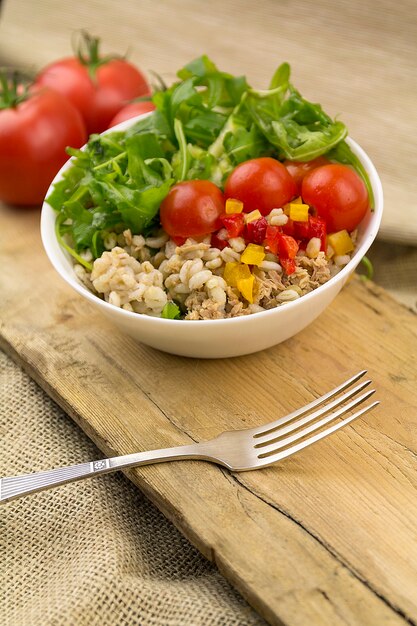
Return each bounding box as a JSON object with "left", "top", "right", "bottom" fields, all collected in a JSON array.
[
  {"left": 160, "top": 180, "right": 224, "bottom": 238},
  {"left": 283, "top": 156, "right": 330, "bottom": 193},
  {"left": 224, "top": 157, "right": 297, "bottom": 215},
  {"left": 301, "top": 164, "right": 369, "bottom": 232}
]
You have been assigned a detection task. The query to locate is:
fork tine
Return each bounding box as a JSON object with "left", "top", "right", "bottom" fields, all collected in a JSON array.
[
  {"left": 255, "top": 401, "right": 380, "bottom": 467},
  {"left": 251, "top": 370, "right": 367, "bottom": 443},
  {"left": 252, "top": 370, "right": 367, "bottom": 439},
  {"left": 256, "top": 389, "right": 376, "bottom": 455},
  {"left": 254, "top": 375, "right": 370, "bottom": 444}
]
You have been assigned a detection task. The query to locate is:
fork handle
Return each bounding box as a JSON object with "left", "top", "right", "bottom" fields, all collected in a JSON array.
[{"left": 0, "top": 442, "right": 213, "bottom": 504}]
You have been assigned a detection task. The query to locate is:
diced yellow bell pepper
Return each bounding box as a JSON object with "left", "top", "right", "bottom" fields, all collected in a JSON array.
[
  {"left": 237, "top": 275, "right": 255, "bottom": 303},
  {"left": 327, "top": 230, "right": 354, "bottom": 256},
  {"left": 240, "top": 243, "right": 266, "bottom": 266},
  {"left": 225, "top": 198, "right": 244, "bottom": 214},
  {"left": 244, "top": 209, "right": 262, "bottom": 224},
  {"left": 223, "top": 262, "right": 239, "bottom": 287},
  {"left": 289, "top": 203, "right": 309, "bottom": 222},
  {"left": 223, "top": 262, "right": 251, "bottom": 287},
  {"left": 283, "top": 196, "right": 303, "bottom": 215}
]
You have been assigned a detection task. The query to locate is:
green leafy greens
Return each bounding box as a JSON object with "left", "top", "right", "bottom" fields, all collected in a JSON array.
[{"left": 48, "top": 55, "right": 373, "bottom": 266}]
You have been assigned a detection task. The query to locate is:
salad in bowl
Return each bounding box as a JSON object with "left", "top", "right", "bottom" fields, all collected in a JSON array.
[{"left": 41, "top": 56, "right": 382, "bottom": 357}]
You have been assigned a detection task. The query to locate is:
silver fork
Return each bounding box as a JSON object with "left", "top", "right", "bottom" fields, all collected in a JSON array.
[{"left": 0, "top": 371, "right": 378, "bottom": 504}]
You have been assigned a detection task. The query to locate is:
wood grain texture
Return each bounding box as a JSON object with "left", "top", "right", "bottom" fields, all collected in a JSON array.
[
  {"left": 1, "top": 202, "right": 416, "bottom": 626},
  {"left": 0, "top": 0, "right": 416, "bottom": 243}
]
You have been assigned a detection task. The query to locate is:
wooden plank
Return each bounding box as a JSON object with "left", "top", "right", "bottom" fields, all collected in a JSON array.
[
  {"left": 1, "top": 203, "right": 416, "bottom": 626},
  {"left": 0, "top": 0, "right": 416, "bottom": 243}
]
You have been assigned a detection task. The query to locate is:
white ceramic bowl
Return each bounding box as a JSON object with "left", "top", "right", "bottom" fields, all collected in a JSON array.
[{"left": 41, "top": 116, "right": 383, "bottom": 358}]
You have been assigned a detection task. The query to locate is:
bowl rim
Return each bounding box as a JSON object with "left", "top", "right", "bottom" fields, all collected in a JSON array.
[{"left": 41, "top": 114, "right": 383, "bottom": 327}]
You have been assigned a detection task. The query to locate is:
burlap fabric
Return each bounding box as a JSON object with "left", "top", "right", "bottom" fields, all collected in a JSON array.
[{"left": 0, "top": 351, "right": 264, "bottom": 626}]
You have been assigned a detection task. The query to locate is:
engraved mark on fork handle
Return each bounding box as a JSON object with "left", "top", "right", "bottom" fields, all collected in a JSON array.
[{"left": 91, "top": 459, "right": 110, "bottom": 472}]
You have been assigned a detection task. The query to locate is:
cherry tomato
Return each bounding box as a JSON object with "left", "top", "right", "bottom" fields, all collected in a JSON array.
[
  {"left": 35, "top": 34, "right": 150, "bottom": 135},
  {"left": 283, "top": 156, "right": 330, "bottom": 193},
  {"left": 160, "top": 180, "right": 224, "bottom": 238},
  {"left": 0, "top": 87, "right": 87, "bottom": 206},
  {"left": 301, "top": 164, "right": 369, "bottom": 232},
  {"left": 108, "top": 100, "right": 155, "bottom": 128},
  {"left": 224, "top": 157, "right": 297, "bottom": 215}
]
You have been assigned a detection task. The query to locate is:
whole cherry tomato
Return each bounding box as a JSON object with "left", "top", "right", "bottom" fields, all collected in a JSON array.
[
  {"left": 0, "top": 83, "right": 87, "bottom": 206},
  {"left": 108, "top": 100, "right": 155, "bottom": 128},
  {"left": 301, "top": 164, "right": 369, "bottom": 232},
  {"left": 283, "top": 156, "right": 331, "bottom": 193},
  {"left": 160, "top": 180, "right": 224, "bottom": 238},
  {"left": 224, "top": 157, "right": 297, "bottom": 215},
  {"left": 35, "top": 32, "right": 150, "bottom": 135}
]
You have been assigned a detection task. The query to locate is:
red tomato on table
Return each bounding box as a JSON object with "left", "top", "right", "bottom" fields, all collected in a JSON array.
[
  {"left": 35, "top": 34, "right": 150, "bottom": 135},
  {"left": 108, "top": 100, "right": 156, "bottom": 128},
  {"left": 224, "top": 157, "right": 297, "bottom": 215},
  {"left": 301, "top": 164, "right": 369, "bottom": 232},
  {"left": 283, "top": 156, "right": 331, "bottom": 193},
  {"left": 0, "top": 87, "right": 87, "bottom": 206},
  {"left": 160, "top": 180, "right": 224, "bottom": 238}
]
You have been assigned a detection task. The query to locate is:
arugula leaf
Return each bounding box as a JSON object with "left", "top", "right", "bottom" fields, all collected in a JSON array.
[
  {"left": 177, "top": 55, "right": 248, "bottom": 109},
  {"left": 54, "top": 213, "right": 93, "bottom": 271},
  {"left": 222, "top": 124, "right": 269, "bottom": 165},
  {"left": 46, "top": 164, "right": 86, "bottom": 211},
  {"left": 91, "top": 230, "right": 105, "bottom": 259},
  {"left": 161, "top": 301, "right": 181, "bottom": 319},
  {"left": 269, "top": 62, "right": 290, "bottom": 90},
  {"left": 245, "top": 83, "right": 347, "bottom": 161},
  {"left": 183, "top": 110, "right": 227, "bottom": 147},
  {"left": 92, "top": 178, "right": 173, "bottom": 233},
  {"left": 173, "top": 118, "right": 190, "bottom": 181},
  {"left": 177, "top": 55, "right": 219, "bottom": 80}
]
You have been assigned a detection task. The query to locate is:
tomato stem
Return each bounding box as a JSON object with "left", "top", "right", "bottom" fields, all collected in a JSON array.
[
  {"left": 148, "top": 70, "right": 168, "bottom": 93},
  {"left": 0, "top": 69, "right": 32, "bottom": 109},
  {"left": 72, "top": 30, "right": 121, "bottom": 81}
]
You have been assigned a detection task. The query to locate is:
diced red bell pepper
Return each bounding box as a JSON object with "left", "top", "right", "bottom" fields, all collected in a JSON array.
[
  {"left": 281, "top": 218, "right": 295, "bottom": 237},
  {"left": 293, "top": 220, "right": 310, "bottom": 239},
  {"left": 211, "top": 232, "right": 229, "bottom": 250},
  {"left": 308, "top": 216, "right": 327, "bottom": 251},
  {"left": 277, "top": 234, "right": 299, "bottom": 259},
  {"left": 245, "top": 216, "right": 268, "bottom": 245},
  {"left": 220, "top": 212, "right": 245, "bottom": 238},
  {"left": 280, "top": 258, "right": 296, "bottom": 275},
  {"left": 264, "top": 224, "right": 281, "bottom": 254}
]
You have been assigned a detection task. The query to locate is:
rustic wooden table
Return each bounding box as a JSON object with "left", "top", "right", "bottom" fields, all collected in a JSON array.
[{"left": 1, "top": 2, "right": 416, "bottom": 625}]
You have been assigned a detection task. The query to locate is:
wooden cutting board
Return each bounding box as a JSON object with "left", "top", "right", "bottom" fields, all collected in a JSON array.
[{"left": 1, "top": 203, "right": 416, "bottom": 626}]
